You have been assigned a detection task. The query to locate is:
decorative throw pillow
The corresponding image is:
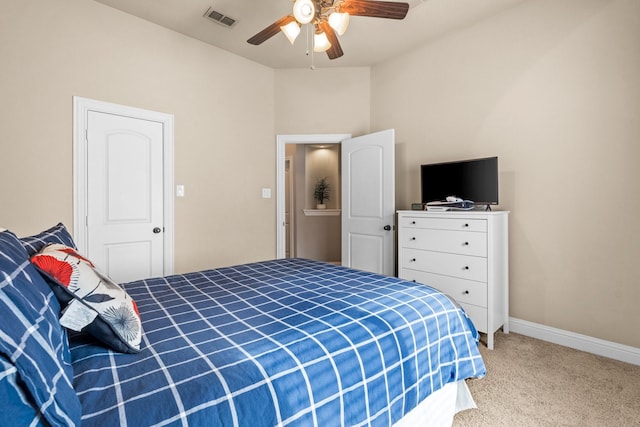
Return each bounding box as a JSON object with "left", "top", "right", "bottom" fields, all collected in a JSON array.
[
  {"left": 0, "top": 231, "right": 82, "bottom": 426},
  {"left": 31, "top": 244, "right": 143, "bottom": 353},
  {"left": 20, "top": 223, "right": 77, "bottom": 257}
]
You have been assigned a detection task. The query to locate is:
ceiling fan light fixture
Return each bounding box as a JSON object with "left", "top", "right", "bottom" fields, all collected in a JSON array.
[
  {"left": 328, "top": 12, "right": 349, "bottom": 36},
  {"left": 313, "top": 30, "right": 331, "bottom": 52},
  {"left": 293, "top": 0, "right": 316, "bottom": 24},
  {"left": 247, "top": 0, "right": 409, "bottom": 61},
  {"left": 280, "top": 21, "right": 301, "bottom": 44}
]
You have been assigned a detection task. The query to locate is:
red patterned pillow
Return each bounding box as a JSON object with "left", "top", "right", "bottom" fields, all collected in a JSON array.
[{"left": 31, "top": 244, "right": 142, "bottom": 353}]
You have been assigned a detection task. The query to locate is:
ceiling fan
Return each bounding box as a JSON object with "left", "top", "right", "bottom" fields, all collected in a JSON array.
[{"left": 247, "top": 0, "right": 410, "bottom": 60}]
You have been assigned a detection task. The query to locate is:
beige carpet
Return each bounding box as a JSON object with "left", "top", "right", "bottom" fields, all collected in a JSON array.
[{"left": 452, "top": 332, "right": 640, "bottom": 426}]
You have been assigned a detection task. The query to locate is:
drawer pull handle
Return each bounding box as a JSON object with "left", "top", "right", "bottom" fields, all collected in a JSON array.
[
  {"left": 410, "top": 237, "right": 416, "bottom": 241},
  {"left": 411, "top": 221, "right": 416, "bottom": 225},
  {"left": 463, "top": 290, "right": 470, "bottom": 295},
  {"left": 463, "top": 241, "right": 469, "bottom": 246},
  {"left": 410, "top": 258, "right": 416, "bottom": 262},
  {"left": 463, "top": 266, "right": 469, "bottom": 270},
  {"left": 463, "top": 223, "right": 469, "bottom": 228}
]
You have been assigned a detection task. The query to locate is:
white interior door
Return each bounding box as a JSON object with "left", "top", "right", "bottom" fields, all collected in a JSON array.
[
  {"left": 341, "top": 129, "right": 395, "bottom": 275},
  {"left": 86, "top": 111, "right": 165, "bottom": 283}
]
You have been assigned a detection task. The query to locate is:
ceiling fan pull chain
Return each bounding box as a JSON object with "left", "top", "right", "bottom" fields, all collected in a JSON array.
[{"left": 305, "top": 24, "right": 316, "bottom": 70}]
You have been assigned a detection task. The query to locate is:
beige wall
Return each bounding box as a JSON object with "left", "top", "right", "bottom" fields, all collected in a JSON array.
[
  {"left": 275, "top": 67, "right": 370, "bottom": 135},
  {"left": 371, "top": 0, "right": 640, "bottom": 347},
  {"left": 0, "top": 0, "right": 276, "bottom": 273}
]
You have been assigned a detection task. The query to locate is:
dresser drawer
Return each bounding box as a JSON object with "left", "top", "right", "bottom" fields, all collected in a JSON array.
[
  {"left": 400, "top": 269, "right": 487, "bottom": 307},
  {"left": 458, "top": 302, "right": 488, "bottom": 333},
  {"left": 399, "top": 216, "right": 487, "bottom": 233},
  {"left": 401, "top": 248, "right": 487, "bottom": 282},
  {"left": 400, "top": 228, "right": 487, "bottom": 257}
]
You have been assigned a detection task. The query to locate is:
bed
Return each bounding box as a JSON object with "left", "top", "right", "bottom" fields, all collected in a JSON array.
[{"left": 1, "top": 224, "right": 485, "bottom": 427}]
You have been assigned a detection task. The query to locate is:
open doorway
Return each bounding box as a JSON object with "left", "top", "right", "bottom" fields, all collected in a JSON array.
[
  {"left": 277, "top": 131, "right": 396, "bottom": 275},
  {"left": 276, "top": 134, "right": 351, "bottom": 261},
  {"left": 285, "top": 143, "right": 341, "bottom": 263}
]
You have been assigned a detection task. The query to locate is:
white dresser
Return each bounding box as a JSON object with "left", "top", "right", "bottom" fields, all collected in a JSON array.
[{"left": 397, "top": 210, "right": 509, "bottom": 349}]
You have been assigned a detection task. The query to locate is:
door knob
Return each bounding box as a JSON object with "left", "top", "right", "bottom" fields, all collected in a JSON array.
[
  {"left": 153, "top": 227, "right": 162, "bottom": 234},
  {"left": 383, "top": 225, "right": 391, "bottom": 231}
]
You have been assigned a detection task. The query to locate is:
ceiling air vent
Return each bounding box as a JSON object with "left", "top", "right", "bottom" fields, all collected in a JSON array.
[{"left": 203, "top": 7, "right": 237, "bottom": 28}]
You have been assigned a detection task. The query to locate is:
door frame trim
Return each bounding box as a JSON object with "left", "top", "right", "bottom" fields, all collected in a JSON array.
[
  {"left": 73, "top": 96, "right": 175, "bottom": 275},
  {"left": 284, "top": 155, "right": 295, "bottom": 257},
  {"left": 276, "top": 134, "right": 351, "bottom": 259}
]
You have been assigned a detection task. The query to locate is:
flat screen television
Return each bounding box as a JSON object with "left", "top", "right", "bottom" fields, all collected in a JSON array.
[{"left": 420, "top": 156, "right": 499, "bottom": 207}]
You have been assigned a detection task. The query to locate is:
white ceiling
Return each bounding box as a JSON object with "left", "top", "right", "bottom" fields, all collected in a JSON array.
[{"left": 93, "top": 0, "right": 525, "bottom": 69}]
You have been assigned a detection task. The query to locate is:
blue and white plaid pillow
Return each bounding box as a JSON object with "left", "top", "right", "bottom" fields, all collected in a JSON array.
[
  {"left": 19, "top": 223, "right": 77, "bottom": 257},
  {"left": 0, "top": 354, "right": 48, "bottom": 426},
  {"left": 0, "top": 230, "right": 82, "bottom": 427}
]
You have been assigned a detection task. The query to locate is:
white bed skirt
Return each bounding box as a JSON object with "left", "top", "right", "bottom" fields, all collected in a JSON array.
[{"left": 393, "top": 381, "right": 476, "bottom": 427}]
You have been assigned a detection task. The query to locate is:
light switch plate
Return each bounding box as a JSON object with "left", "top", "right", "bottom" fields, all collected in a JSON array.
[
  {"left": 176, "top": 185, "right": 185, "bottom": 197},
  {"left": 262, "top": 188, "right": 271, "bottom": 199}
]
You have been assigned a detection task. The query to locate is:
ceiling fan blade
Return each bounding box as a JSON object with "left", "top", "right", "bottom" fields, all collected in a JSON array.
[
  {"left": 247, "top": 15, "right": 296, "bottom": 45},
  {"left": 319, "top": 22, "right": 344, "bottom": 60},
  {"left": 339, "top": 0, "right": 409, "bottom": 20}
]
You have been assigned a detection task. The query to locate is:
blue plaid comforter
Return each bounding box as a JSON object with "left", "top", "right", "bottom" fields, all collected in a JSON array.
[{"left": 70, "top": 258, "right": 485, "bottom": 426}]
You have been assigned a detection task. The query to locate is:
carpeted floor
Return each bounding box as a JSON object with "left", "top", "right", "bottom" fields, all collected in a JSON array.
[{"left": 452, "top": 332, "right": 640, "bottom": 426}]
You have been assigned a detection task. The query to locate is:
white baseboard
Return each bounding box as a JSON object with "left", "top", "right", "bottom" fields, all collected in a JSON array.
[{"left": 509, "top": 317, "right": 640, "bottom": 366}]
